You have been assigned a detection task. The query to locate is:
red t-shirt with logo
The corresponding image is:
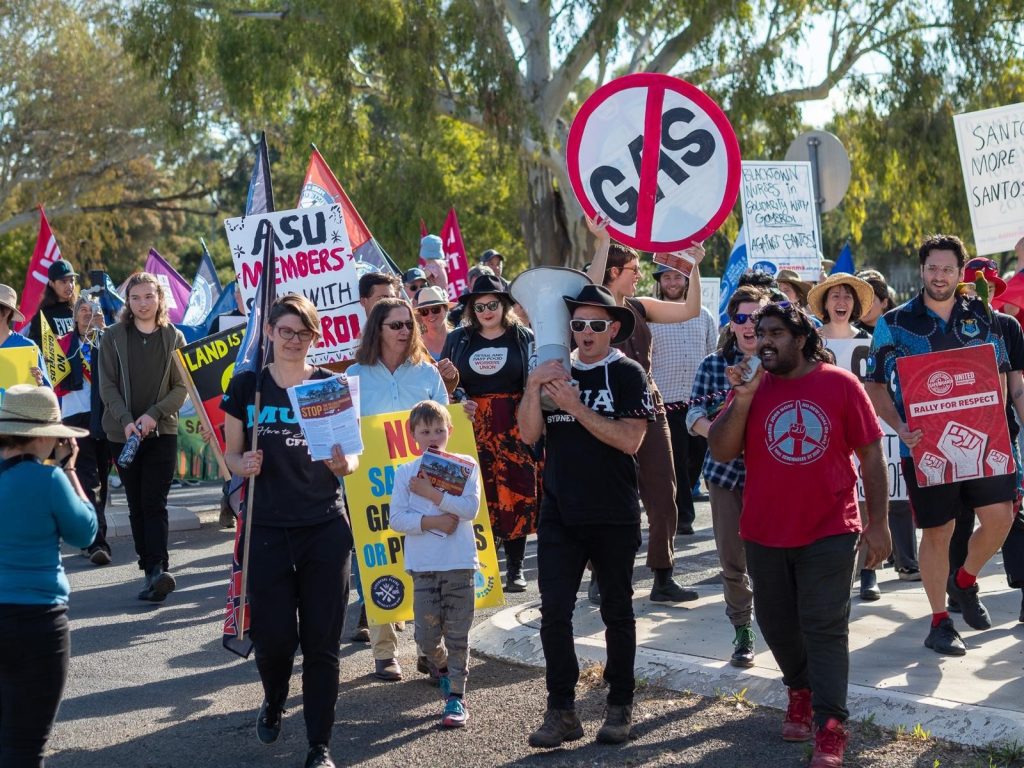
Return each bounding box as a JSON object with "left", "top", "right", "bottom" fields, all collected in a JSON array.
[{"left": 738, "top": 363, "right": 883, "bottom": 548}]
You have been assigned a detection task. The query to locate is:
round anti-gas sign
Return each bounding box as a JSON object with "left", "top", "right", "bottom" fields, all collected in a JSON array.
[{"left": 566, "top": 73, "right": 741, "bottom": 252}]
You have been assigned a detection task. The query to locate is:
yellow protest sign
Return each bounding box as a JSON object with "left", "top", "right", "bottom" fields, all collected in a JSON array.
[
  {"left": 346, "top": 406, "right": 505, "bottom": 625},
  {"left": 0, "top": 346, "right": 38, "bottom": 401},
  {"left": 40, "top": 318, "right": 70, "bottom": 387}
]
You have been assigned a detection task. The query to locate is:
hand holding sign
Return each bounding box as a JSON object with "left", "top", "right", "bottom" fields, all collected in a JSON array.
[
  {"left": 567, "top": 73, "right": 740, "bottom": 253},
  {"left": 938, "top": 422, "right": 987, "bottom": 481}
]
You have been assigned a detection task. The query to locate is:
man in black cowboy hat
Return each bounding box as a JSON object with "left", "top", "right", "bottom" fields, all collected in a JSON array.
[{"left": 518, "top": 284, "right": 654, "bottom": 749}]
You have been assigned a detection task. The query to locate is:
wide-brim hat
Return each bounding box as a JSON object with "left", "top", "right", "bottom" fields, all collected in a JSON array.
[
  {"left": 562, "top": 285, "right": 635, "bottom": 344},
  {"left": 0, "top": 385, "right": 88, "bottom": 439},
  {"left": 775, "top": 269, "right": 813, "bottom": 302},
  {"left": 458, "top": 274, "right": 512, "bottom": 305},
  {"left": 964, "top": 258, "right": 1007, "bottom": 297},
  {"left": 0, "top": 284, "right": 25, "bottom": 324},
  {"left": 806, "top": 273, "right": 876, "bottom": 322},
  {"left": 414, "top": 285, "right": 453, "bottom": 308}
]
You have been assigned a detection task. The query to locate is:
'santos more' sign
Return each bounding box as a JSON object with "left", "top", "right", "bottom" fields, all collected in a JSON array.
[{"left": 566, "top": 73, "right": 741, "bottom": 253}]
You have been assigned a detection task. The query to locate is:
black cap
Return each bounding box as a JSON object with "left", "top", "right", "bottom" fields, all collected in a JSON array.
[{"left": 47, "top": 260, "right": 78, "bottom": 281}]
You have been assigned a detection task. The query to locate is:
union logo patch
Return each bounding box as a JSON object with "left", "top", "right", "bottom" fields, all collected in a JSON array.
[{"left": 764, "top": 399, "right": 831, "bottom": 465}]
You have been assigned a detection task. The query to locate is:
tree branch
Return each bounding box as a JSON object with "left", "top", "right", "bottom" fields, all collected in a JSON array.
[{"left": 646, "top": 5, "right": 730, "bottom": 74}]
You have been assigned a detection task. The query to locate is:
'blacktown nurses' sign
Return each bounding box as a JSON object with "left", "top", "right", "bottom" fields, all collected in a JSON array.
[
  {"left": 566, "top": 73, "right": 741, "bottom": 252},
  {"left": 225, "top": 204, "right": 362, "bottom": 364}
]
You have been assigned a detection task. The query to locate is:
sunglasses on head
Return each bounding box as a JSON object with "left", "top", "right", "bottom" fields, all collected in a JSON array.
[
  {"left": 967, "top": 258, "right": 998, "bottom": 271},
  {"left": 472, "top": 300, "right": 501, "bottom": 313},
  {"left": 417, "top": 305, "right": 445, "bottom": 316},
  {"left": 570, "top": 318, "right": 611, "bottom": 333},
  {"left": 383, "top": 320, "right": 415, "bottom": 331}
]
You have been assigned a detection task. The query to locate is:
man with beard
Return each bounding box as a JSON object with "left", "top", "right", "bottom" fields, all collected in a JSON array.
[
  {"left": 866, "top": 235, "right": 1015, "bottom": 656},
  {"left": 708, "top": 303, "right": 890, "bottom": 768},
  {"left": 650, "top": 263, "right": 718, "bottom": 534}
]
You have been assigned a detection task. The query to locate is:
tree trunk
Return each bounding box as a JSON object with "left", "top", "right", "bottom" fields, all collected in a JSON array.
[{"left": 519, "top": 146, "right": 593, "bottom": 271}]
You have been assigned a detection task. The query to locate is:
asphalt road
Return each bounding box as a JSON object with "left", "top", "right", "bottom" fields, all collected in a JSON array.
[{"left": 46, "top": 486, "right": 985, "bottom": 768}]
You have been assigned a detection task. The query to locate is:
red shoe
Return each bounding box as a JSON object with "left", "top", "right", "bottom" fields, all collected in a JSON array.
[
  {"left": 781, "top": 687, "right": 813, "bottom": 742},
  {"left": 810, "top": 717, "right": 848, "bottom": 767}
]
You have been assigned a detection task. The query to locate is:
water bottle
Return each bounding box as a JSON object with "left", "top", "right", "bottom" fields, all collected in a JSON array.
[{"left": 118, "top": 430, "right": 142, "bottom": 468}]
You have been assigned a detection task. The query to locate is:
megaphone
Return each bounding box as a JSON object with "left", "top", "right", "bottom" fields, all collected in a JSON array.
[{"left": 511, "top": 267, "right": 592, "bottom": 408}]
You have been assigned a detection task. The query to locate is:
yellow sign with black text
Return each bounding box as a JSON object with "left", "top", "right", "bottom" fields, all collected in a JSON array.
[{"left": 346, "top": 407, "right": 505, "bottom": 626}]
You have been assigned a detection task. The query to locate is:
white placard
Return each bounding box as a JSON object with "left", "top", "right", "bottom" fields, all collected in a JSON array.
[
  {"left": 701, "top": 278, "right": 720, "bottom": 320},
  {"left": 225, "top": 204, "right": 363, "bottom": 364},
  {"left": 953, "top": 103, "right": 1024, "bottom": 255},
  {"left": 740, "top": 161, "right": 821, "bottom": 282},
  {"left": 825, "top": 339, "right": 906, "bottom": 501}
]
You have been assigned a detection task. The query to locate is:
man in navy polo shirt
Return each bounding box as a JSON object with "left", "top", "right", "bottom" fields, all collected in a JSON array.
[{"left": 866, "top": 234, "right": 1015, "bottom": 656}]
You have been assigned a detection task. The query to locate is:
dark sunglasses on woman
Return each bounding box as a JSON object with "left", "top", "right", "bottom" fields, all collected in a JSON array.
[
  {"left": 383, "top": 320, "right": 415, "bottom": 331},
  {"left": 473, "top": 300, "right": 501, "bottom": 313},
  {"left": 417, "top": 306, "right": 445, "bottom": 317}
]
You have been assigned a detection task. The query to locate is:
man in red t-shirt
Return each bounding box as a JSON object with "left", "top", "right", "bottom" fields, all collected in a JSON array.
[{"left": 708, "top": 303, "right": 890, "bottom": 768}]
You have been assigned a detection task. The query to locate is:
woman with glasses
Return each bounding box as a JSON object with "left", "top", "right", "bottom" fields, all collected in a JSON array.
[
  {"left": 221, "top": 294, "right": 355, "bottom": 768},
  {"left": 807, "top": 273, "right": 876, "bottom": 341},
  {"left": 413, "top": 285, "right": 453, "bottom": 361},
  {"left": 441, "top": 274, "right": 540, "bottom": 593},
  {"left": 586, "top": 215, "right": 705, "bottom": 604},
  {"left": 348, "top": 297, "right": 449, "bottom": 683}
]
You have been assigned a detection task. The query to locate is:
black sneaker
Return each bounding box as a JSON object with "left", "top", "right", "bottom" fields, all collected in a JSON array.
[
  {"left": 145, "top": 566, "right": 176, "bottom": 603},
  {"left": 947, "top": 596, "right": 961, "bottom": 613},
  {"left": 946, "top": 573, "right": 991, "bottom": 630},
  {"left": 506, "top": 563, "right": 527, "bottom": 593},
  {"left": 730, "top": 624, "right": 756, "bottom": 668},
  {"left": 304, "top": 743, "right": 335, "bottom": 768},
  {"left": 256, "top": 700, "right": 283, "bottom": 744},
  {"left": 924, "top": 617, "right": 967, "bottom": 656}
]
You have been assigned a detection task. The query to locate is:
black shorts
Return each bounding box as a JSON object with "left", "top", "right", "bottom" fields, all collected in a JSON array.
[{"left": 901, "top": 457, "right": 1015, "bottom": 529}]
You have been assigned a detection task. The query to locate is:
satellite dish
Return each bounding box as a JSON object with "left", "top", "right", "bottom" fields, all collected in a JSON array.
[{"left": 785, "top": 130, "right": 851, "bottom": 212}]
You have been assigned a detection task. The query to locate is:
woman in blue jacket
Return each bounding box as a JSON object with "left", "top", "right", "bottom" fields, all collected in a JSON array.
[{"left": 0, "top": 384, "right": 97, "bottom": 767}]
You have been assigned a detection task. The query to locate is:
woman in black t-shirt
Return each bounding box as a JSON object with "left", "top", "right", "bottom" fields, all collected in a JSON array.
[
  {"left": 220, "top": 294, "right": 354, "bottom": 768},
  {"left": 441, "top": 274, "right": 540, "bottom": 592}
]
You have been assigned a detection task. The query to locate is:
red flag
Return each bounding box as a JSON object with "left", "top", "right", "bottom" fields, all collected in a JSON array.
[
  {"left": 440, "top": 207, "right": 470, "bottom": 299},
  {"left": 299, "top": 148, "right": 375, "bottom": 251},
  {"left": 19, "top": 206, "right": 63, "bottom": 332},
  {"left": 419, "top": 218, "right": 429, "bottom": 238}
]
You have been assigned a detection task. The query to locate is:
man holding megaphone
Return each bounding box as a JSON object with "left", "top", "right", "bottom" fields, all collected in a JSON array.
[{"left": 518, "top": 284, "right": 654, "bottom": 749}]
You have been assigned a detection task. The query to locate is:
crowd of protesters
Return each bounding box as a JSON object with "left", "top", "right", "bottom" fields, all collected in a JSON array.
[{"left": 3, "top": 229, "right": 1024, "bottom": 768}]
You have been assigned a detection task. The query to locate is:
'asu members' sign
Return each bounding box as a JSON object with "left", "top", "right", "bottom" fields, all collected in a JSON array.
[
  {"left": 953, "top": 102, "right": 1024, "bottom": 256},
  {"left": 175, "top": 326, "right": 244, "bottom": 452},
  {"left": 740, "top": 161, "right": 821, "bottom": 282},
  {"left": 346, "top": 407, "right": 504, "bottom": 626},
  {"left": 566, "top": 73, "right": 741, "bottom": 252},
  {"left": 897, "top": 344, "right": 1014, "bottom": 487},
  {"left": 225, "top": 204, "right": 363, "bottom": 364}
]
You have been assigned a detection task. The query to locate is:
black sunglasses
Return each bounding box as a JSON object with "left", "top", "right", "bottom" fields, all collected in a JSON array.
[
  {"left": 383, "top": 320, "right": 415, "bottom": 331},
  {"left": 417, "top": 306, "right": 445, "bottom": 316},
  {"left": 570, "top": 318, "right": 611, "bottom": 333},
  {"left": 472, "top": 300, "right": 501, "bottom": 313}
]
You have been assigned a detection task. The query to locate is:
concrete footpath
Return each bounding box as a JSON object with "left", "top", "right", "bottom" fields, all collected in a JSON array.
[{"left": 472, "top": 529, "right": 1024, "bottom": 749}]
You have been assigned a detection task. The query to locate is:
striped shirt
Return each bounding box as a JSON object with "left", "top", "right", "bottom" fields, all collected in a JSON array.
[
  {"left": 686, "top": 346, "right": 745, "bottom": 490},
  {"left": 650, "top": 306, "right": 719, "bottom": 403}
]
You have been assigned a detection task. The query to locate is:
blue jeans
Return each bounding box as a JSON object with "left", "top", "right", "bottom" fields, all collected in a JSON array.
[{"left": 745, "top": 533, "right": 857, "bottom": 726}]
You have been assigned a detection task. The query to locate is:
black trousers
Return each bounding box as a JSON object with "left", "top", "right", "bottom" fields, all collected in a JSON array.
[
  {"left": 666, "top": 407, "right": 706, "bottom": 527},
  {"left": 537, "top": 516, "right": 640, "bottom": 710},
  {"left": 117, "top": 434, "right": 177, "bottom": 572},
  {"left": 746, "top": 533, "right": 857, "bottom": 727},
  {"left": 949, "top": 504, "right": 1024, "bottom": 588},
  {"left": 248, "top": 516, "right": 352, "bottom": 746},
  {"left": 0, "top": 604, "right": 69, "bottom": 768},
  {"left": 63, "top": 414, "right": 111, "bottom": 553}
]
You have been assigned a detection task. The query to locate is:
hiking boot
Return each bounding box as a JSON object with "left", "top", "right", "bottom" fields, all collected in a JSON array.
[
  {"left": 255, "top": 700, "right": 284, "bottom": 744},
  {"left": 145, "top": 566, "right": 176, "bottom": 603},
  {"left": 373, "top": 658, "right": 403, "bottom": 681},
  {"left": 304, "top": 744, "right": 335, "bottom": 768},
  {"left": 946, "top": 573, "right": 991, "bottom": 630},
  {"left": 528, "top": 708, "right": 584, "bottom": 748},
  {"left": 924, "top": 617, "right": 967, "bottom": 656},
  {"left": 810, "top": 717, "right": 848, "bottom": 767},
  {"left": 588, "top": 578, "right": 601, "bottom": 606},
  {"left": 506, "top": 561, "right": 527, "bottom": 593},
  {"left": 441, "top": 695, "right": 468, "bottom": 728},
  {"left": 650, "top": 569, "right": 699, "bottom": 603},
  {"left": 352, "top": 606, "right": 370, "bottom": 643},
  {"left": 595, "top": 704, "right": 632, "bottom": 744},
  {"left": 781, "top": 687, "right": 813, "bottom": 742},
  {"left": 730, "top": 624, "right": 755, "bottom": 668},
  {"left": 859, "top": 569, "right": 881, "bottom": 601},
  {"left": 89, "top": 547, "right": 112, "bottom": 566}
]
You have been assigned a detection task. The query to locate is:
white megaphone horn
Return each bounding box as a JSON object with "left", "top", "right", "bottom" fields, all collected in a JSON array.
[{"left": 511, "top": 267, "right": 592, "bottom": 408}]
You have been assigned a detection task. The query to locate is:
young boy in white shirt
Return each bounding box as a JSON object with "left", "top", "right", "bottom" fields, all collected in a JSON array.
[{"left": 390, "top": 400, "right": 481, "bottom": 728}]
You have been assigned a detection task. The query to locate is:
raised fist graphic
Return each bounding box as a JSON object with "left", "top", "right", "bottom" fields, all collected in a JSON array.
[{"left": 937, "top": 422, "right": 987, "bottom": 482}]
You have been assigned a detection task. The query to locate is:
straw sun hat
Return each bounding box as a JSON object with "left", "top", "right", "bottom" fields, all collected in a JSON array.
[
  {"left": 0, "top": 385, "right": 88, "bottom": 439},
  {"left": 806, "top": 273, "right": 876, "bottom": 322}
]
